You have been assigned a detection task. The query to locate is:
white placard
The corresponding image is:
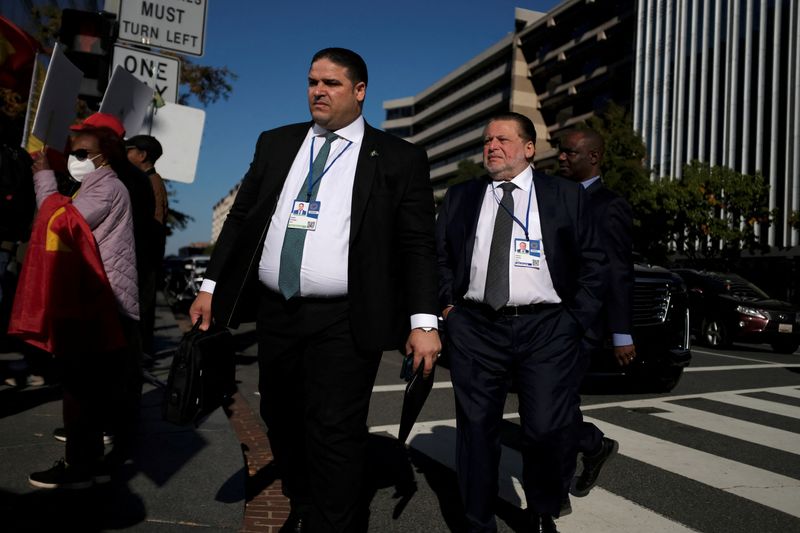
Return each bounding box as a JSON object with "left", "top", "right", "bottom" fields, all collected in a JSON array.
[
  {"left": 112, "top": 45, "right": 180, "bottom": 103},
  {"left": 118, "top": 0, "right": 207, "bottom": 57},
  {"left": 100, "top": 65, "right": 155, "bottom": 136},
  {"left": 139, "top": 102, "right": 205, "bottom": 184},
  {"left": 31, "top": 43, "right": 82, "bottom": 150}
]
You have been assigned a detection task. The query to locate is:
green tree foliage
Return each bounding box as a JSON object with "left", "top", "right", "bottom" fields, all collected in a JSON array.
[
  {"left": 668, "top": 162, "right": 771, "bottom": 260},
  {"left": 584, "top": 102, "right": 772, "bottom": 263}
]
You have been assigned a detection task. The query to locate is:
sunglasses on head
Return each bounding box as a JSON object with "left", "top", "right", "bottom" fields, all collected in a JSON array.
[{"left": 69, "top": 149, "right": 98, "bottom": 161}]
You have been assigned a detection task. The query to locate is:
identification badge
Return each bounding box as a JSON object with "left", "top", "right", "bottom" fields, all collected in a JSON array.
[
  {"left": 514, "top": 238, "right": 540, "bottom": 269},
  {"left": 287, "top": 200, "right": 321, "bottom": 230}
]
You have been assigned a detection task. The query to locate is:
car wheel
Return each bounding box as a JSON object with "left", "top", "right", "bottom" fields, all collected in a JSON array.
[
  {"left": 702, "top": 318, "right": 730, "bottom": 347},
  {"left": 771, "top": 341, "right": 799, "bottom": 354}
]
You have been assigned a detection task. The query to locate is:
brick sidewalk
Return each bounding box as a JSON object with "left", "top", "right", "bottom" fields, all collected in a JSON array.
[
  {"left": 228, "top": 391, "right": 290, "bottom": 533},
  {"left": 173, "top": 314, "right": 289, "bottom": 532}
]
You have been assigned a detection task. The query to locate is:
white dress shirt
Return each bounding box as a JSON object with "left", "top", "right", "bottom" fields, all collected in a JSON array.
[{"left": 465, "top": 166, "right": 561, "bottom": 306}]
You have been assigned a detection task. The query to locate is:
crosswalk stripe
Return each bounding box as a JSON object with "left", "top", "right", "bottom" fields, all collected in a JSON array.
[
  {"left": 767, "top": 387, "right": 800, "bottom": 400},
  {"left": 685, "top": 363, "right": 800, "bottom": 372},
  {"left": 650, "top": 401, "right": 800, "bottom": 455},
  {"left": 707, "top": 391, "right": 800, "bottom": 419},
  {"left": 371, "top": 419, "right": 698, "bottom": 532},
  {"left": 585, "top": 416, "right": 800, "bottom": 518},
  {"left": 372, "top": 382, "right": 453, "bottom": 393}
]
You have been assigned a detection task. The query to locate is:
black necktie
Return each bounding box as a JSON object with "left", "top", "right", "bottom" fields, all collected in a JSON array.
[{"left": 484, "top": 182, "right": 516, "bottom": 310}]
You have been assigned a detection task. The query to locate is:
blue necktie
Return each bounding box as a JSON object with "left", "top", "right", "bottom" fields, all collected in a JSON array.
[{"left": 278, "top": 132, "right": 338, "bottom": 299}]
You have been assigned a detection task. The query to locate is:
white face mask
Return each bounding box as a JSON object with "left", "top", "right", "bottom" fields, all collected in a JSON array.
[{"left": 67, "top": 153, "right": 102, "bottom": 182}]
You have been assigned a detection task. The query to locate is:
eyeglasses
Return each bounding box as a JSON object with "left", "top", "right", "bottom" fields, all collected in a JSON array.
[{"left": 69, "top": 149, "right": 98, "bottom": 161}]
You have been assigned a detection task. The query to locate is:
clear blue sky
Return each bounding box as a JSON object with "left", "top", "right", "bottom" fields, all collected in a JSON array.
[{"left": 167, "top": 0, "right": 558, "bottom": 255}]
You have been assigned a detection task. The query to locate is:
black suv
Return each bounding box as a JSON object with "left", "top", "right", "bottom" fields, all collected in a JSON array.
[
  {"left": 586, "top": 264, "right": 692, "bottom": 392},
  {"left": 673, "top": 269, "right": 800, "bottom": 354}
]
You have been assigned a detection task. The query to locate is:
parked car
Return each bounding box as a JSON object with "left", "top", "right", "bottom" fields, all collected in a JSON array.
[
  {"left": 672, "top": 269, "right": 800, "bottom": 354},
  {"left": 585, "top": 263, "right": 692, "bottom": 392}
]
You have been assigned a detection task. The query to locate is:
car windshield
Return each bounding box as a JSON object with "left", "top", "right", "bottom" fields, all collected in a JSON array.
[{"left": 712, "top": 274, "right": 770, "bottom": 300}]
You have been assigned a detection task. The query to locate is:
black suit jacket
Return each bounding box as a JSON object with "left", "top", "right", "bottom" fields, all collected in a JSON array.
[
  {"left": 585, "top": 179, "right": 634, "bottom": 342},
  {"left": 205, "top": 121, "right": 439, "bottom": 351},
  {"left": 436, "top": 171, "right": 607, "bottom": 331}
]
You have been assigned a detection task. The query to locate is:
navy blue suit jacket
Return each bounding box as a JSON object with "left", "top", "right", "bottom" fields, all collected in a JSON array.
[{"left": 435, "top": 171, "right": 607, "bottom": 332}]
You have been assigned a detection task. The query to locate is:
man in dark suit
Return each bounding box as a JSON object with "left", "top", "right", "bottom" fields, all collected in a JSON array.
[
  {"left": 558, "top": 129, "right": 633, "bottom": 498},
  {"left": 436, "top": 113, "right": 607, "bottom": 533},
  {"left": 190, "top": 48, "right": 441, "bottom": 533}
]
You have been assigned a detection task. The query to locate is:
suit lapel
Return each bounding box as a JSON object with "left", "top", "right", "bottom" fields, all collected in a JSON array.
[
  {"left": 462, "top": 178, "right": 489, "bottom": 269},
  {"left": 533, "top": 172, "right": 558, "bottom": 265},
  {"left": 349, "top": 124, "right": 379, "bottom": 245}
]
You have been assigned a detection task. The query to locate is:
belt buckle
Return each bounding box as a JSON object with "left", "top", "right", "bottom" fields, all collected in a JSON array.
[{"left": 507, "top": 305, "right": 520, "bottom": 317}]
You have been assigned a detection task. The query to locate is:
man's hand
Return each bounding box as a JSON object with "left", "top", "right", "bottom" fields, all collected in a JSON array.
[
  {"left": 614, "top": 344, "right": 636, "bottom": 366},
  {"left": 189, "top": 291, "right": 213, "bottom": 331},
  {"left": 405, "top": 328, "right": 442, "bottom": 379}
]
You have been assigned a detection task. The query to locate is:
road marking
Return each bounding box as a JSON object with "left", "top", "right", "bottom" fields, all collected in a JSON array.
[
  {"left": 709, "top": 391, "right": 800, "bottom": 419},
  {"left": 581, "top": 385, "right": 800, "bottom": 411},
  {"left": 685, "top": 363, "right": 800, "bottom": 372},
  {"left": 690, "top": 349, "right": 792, "bottom": 364},
  {"left": 372, "top": 382, "right": 453, "bottom": 393},
  {"left": 371, "top": 419, "right": 697, "bottom": 533},
  {"left": 629, "top": 400, "right": 800, "bottom": 455},
  {"left": 585, "top": 417, "right": 800, "bottom": 518}
]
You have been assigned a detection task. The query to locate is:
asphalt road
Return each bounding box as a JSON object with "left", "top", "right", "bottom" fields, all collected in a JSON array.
[{"left": 231, "top": 323, "right": 800, "bottom": 532}]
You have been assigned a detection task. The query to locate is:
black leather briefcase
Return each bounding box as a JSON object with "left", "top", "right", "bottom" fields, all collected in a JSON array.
[{"left": 162, "top": 319, "right": 236, "bottom": 425}]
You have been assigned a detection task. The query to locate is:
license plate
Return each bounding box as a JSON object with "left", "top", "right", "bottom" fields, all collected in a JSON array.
[{"left": 778, "top": 323, "right": 793, "bottom": 333}]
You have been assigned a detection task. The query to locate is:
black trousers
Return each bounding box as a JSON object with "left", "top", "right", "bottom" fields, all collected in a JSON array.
[
  {"left": 256, "top": 288, "right": 381, "bottom": 533},
  {"left": 573, "top": 338, "right": 604, "bottom": 455},
  {"left": 62, "top": 314, "right": 141, "bottom": 467},
  {"left": 447, "top": 304, "right": 583, "bottom": 532}
]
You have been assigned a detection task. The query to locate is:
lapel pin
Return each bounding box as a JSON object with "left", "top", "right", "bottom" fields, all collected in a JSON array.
[{"left": 370, "top": 150, "right": 379, "bottom": 157}]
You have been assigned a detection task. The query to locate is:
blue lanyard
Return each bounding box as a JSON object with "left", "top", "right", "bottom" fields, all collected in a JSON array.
[
  {"left": 305, "top": 136, "right": 353, "bottom": 201},
  {"left": 491, "top": 181, "right": 533, "bottom": 241}
]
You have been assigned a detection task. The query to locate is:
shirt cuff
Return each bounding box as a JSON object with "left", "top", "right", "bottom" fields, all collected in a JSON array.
[
  {"left": 613, "top": 333, "right": 633, "bottom": 347},
  {"left": 410, "top": 313, "right": 438, "bottom": 330},
  {"left": 199, "top": 279, "right": 216, "bottom": 294}
]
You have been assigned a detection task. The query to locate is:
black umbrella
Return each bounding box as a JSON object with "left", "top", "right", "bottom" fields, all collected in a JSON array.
[{"left": 398, "top": 356, "right": 436, "bottom": 444}]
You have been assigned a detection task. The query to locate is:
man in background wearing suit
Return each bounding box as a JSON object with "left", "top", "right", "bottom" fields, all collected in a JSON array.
[
  {"left": 190, "top": 48, "right": 441, "bottom": 533},
  {"left": 558, "top": 129, "right": 632, "bottom": 498},
  {"left": 436, "top": 113, "right": 607, "bottom": 533}
]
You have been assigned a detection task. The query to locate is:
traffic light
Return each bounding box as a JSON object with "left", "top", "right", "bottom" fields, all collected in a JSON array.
[{"left": 58, "top": 9, "right": 115, "bottom": 103}]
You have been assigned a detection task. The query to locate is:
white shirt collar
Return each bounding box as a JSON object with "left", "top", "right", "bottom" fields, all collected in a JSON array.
[
  {"left": 490, "top": 165, "right": 533, "bottom": 192},
  {"left": 312, "top": 115, "right": 365, "bottom": 144},
  {"left": 581, "top": 175, "right": 601, "bottom": 188}
]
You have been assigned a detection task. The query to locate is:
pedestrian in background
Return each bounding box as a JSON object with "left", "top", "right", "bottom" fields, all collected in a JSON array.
[
  {"left": 558, "top": 128, "right": 630, "bottom": 500},
  {"left": 436, "top": 113, "right": 607, "bottom": 532},
  {"left": 126, "top": 134, "right": 169, "bottom": 359},
  {"left": 16, "top": 112, "right": 140, "bottom": 489},
  {"left": 190, "top": 48, "right": 441, "bottom": 532}
]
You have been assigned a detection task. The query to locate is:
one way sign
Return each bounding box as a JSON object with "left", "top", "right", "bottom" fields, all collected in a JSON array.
[{"left": 112, "top": 45, "right": 180, "bottom": 103}]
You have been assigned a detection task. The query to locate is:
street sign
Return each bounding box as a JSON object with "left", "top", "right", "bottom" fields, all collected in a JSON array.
[
  {"left": 112, "top": 45, "right": 180, "bottom": 103},
  {"left": 117, "top": 0, "right": 207, "bottom": 57}
]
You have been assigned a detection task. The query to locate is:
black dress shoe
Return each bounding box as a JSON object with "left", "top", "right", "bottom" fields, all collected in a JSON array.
[
  {"left": 279, "top": 512, "right": 306, "bottom": 533},
  {"left": 571, "top": 436, "right": 619, "bottom": 497},
  {"left": 530, "top": 513, "right": 559, "bottom": 533}
]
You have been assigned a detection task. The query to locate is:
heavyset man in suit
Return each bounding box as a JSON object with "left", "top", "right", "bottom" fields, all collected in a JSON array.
[
  {"left": 436, "top": 112, "right": 607, "bottom": 533},
  {"left": 558, "top": 128, "right": 633, "bottom": 497},
  {"left": 190, "top": 48, "right": 441, "bottom": 533}
]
